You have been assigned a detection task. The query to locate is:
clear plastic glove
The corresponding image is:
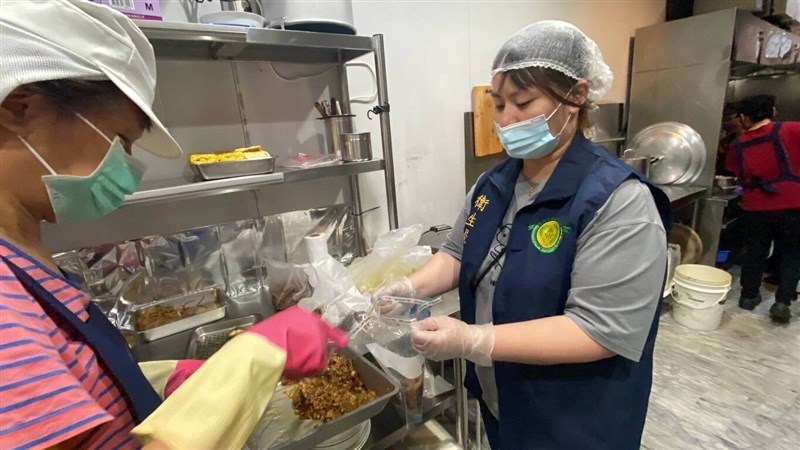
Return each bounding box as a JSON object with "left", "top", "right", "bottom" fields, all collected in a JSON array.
[
  {"left": 410, "top": 316, "right": 495, "bottom": 366},
  {"left": 373, "top": 277, "right": 416, "bottom": 301},
  {"left": 372, "top": 277, "right": 417, "bottom": 316},
  {"left": 248, "top": 306, "right": 349, "bottom": 380}
]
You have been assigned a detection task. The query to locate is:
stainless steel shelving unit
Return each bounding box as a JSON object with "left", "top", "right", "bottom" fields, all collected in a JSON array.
[
  {"left": 121, "top": 20, "right": 420, "bottom": 450},
  {"left": 134, "top": 20, "right": 373, "bottom": 63},
  {"left": 129, "top": 20, "right": 400, "bottom": 243},
  {"left": 126, "top": 160, "right": 385, "bottom": 206}
]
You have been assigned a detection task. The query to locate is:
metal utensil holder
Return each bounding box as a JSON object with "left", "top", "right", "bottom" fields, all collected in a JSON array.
[{"left": 319, "top": 114, "right": 354, "bottom": 160}]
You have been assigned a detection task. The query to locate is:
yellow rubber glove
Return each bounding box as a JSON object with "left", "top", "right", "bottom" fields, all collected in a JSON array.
[
  {"left": 132, "top": 307, "right": 348, "bottom": 450},
  {"left": 131, "top": 333, "right": 285, "bottom": 450},
  {"left": 138, "top": 360, "right": 179, "bottom": 399}
]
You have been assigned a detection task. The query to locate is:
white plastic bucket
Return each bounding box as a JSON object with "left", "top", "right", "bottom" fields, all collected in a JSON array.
[{"left": 670, "top": 264, "right": 732, "bottom": 331}]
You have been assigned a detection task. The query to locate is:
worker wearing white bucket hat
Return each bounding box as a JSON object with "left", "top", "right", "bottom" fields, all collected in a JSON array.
[{"left": 0, "top": 2, "right": 344, "bottom": 449}]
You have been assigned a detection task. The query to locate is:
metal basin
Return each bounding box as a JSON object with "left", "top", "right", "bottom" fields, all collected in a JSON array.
[
  {"left": 190, "top": 157, "right": 276, "bottom": 180},
  {"left": 245, "top": 348, "right": 399, "bottom": 450}
]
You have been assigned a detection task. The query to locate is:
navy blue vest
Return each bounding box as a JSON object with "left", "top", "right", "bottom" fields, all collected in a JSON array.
[
  {"left": 733, "top": 122, "right": 800, "bottom": 193},
  {"left": 459, "top": 133, "right": 672, "bottom": 449}
]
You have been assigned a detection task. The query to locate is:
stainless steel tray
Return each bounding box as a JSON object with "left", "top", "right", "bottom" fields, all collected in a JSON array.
[
  {"left": 133, "top": 288, "right": 227, "bottom": 342},
  {"left": 245, "top": 348, "right": 399, "bottom": 450},
  {"left": 186, "top": 315, "right": 261, "bottom": 359},
  {"left": 190, "top": 157, "right": 276, "bottom": 180}
]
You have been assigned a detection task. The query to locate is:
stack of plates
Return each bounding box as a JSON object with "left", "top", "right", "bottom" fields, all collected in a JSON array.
[
  {"left": 628, "top": 122, "right": 706, "bottom": 185},
  {"left": 313, "top": 420, "right": 371, "bottom": 450}
]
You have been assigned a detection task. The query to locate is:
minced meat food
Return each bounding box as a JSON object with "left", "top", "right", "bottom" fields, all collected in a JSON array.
[
  {"left": 286, "top": 355, "right": 377, "bottom": 422},
  {"left": 135, "top": 303, "right": 216, "bottom": 331}
]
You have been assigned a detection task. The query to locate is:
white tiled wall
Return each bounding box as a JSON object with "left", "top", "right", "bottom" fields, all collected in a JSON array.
[{"left": 133, "top": 0, "right": 667, "bottom": 245}]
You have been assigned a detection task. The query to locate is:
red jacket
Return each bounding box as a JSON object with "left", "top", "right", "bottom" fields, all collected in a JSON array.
[{"left": 725, "top": 121, "right": 800, "bottom": 211}]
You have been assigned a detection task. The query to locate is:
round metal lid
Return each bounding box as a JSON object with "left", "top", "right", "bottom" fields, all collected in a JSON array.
[{"left": 629, "top": 122, "right": 706, "bottom": 185}]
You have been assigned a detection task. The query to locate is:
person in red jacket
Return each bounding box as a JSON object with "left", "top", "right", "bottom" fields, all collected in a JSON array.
[{"left": 725, "top": 94, "right": 800, "bottom": 323}]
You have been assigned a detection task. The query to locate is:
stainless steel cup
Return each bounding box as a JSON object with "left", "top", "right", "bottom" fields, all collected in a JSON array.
[
  {"left": 319, "top": 115, "right": 354, "bottom": 160},
  {"left": 340, "top": 132, "right": 372, "bottom": 162}
]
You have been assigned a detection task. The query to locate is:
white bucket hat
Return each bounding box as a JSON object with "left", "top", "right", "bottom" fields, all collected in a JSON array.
[{"left": 0, "top": 0, "right": 182, "bottom": 158}]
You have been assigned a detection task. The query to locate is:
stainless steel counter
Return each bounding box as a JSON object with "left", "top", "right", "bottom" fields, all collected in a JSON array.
[
  {"left": 430, "top": 289, "right": 461, "bottom": 318},
  {"left": 657, "top": 185, "right": 708, "bottom": 208}
]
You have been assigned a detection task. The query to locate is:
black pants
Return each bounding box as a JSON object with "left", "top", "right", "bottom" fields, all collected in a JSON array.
[
  {"left": 740, "top": 209, "right": 800, "bottom": 304},
  {"left": 479, "top": 400, "right": 501, "bottom": 450}
]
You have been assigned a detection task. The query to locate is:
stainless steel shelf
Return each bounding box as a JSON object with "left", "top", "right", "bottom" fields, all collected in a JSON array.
[
  {"left": 282, "top": 159, "right": 385, "bottom": 183},
  {"left": 134, "top": 20, "right": 374, "bottom": 63},
  {"left": 125, "top": 160, "right": 385, "bottom": 206}
]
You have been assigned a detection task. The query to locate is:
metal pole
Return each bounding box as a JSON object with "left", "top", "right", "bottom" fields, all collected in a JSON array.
[
  {"left": 474, "top": 399, "right": 482, "bottom": 450},
  {"left": 338, "top": 62, "right": 352, "bottom": 115},
  {"left": 372, "top": 34, "right": 399, "bottom": 230},
  {"left": 454, "top": 358, "right": 469, "bottom": 448},
  {"left": 338, "top": 63, "right": 366, "bottom": 256},
  {"left": 348, "top": 176, "right": 367, "bottom": 257}
]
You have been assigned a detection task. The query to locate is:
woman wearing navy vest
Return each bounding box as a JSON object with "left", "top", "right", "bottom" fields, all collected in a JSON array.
[{"left": 376, "top": 22, "right": 672, "bottom": 449}]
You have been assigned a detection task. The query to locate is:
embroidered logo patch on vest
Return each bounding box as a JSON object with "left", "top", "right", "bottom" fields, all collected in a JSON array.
[{"left": 529, "top": 219, "right": 570, "bottom": 253}]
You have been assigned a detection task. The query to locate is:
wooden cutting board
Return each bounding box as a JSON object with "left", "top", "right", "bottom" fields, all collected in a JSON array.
[{"left": 472, "top": 85, "right": 504, "bottom": 157}]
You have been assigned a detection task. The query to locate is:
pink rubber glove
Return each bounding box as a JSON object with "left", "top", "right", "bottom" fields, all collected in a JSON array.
[
  {"left": 164, "top": 359, "right": 204, "bottom": 399},
  {"left": 248, "top": 306, "right": 349, "bottom": 380}
]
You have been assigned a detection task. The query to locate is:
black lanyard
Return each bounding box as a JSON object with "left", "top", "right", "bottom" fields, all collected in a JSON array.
[{"left": 470, "top": 246, "right": 507, "bottom": 292}]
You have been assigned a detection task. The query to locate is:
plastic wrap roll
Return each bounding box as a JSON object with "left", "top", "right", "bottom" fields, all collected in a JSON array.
[{"left": 304, "top": 233, "right": 329, "bottom": 262}]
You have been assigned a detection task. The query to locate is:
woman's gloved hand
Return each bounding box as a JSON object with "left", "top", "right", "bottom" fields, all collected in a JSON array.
[
  {"left": 248, "top": 306, "right": 349, "bottom": 380},
  {"left": 411, "top": 316, "right": 495, "bottom": 366},
  {"left": 372, "top": 277, "right": 417, "bottom": 316},
  {"left": 373, "top": 277, "right": 416, "bottom": 302}
]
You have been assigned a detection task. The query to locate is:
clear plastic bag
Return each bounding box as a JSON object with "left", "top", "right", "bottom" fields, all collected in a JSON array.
[
  {"left": 348, "top": 225, "right": 432, "bottom": 294},
  {"left": 364, "top": 297, "right": 434, "bottom": 425},
  {"left": 265, "top": 259, "right": 312, "bottom": 311},
  {"left": 299, "top": 254, "right": 370, "bottom": 331},
  {"left": 281, "top": 152, "right": 339, "bottom": 170}
]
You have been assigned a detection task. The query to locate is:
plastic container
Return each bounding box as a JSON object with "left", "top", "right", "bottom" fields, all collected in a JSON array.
[
  {"left": 670, "top": 264, "right": 732, "bottom": 331},
  {"left": 366, "top": 296, "right": 435, "bottom": 424}
]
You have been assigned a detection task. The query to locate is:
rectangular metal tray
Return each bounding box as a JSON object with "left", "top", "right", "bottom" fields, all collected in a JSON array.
[
  {"left": 190, "top": 157, "right": 276, "bottom": 180},
  {"left": 245, "top": 347, "right": 399, "bottom": 450},
  {"left": 133, "top": 288, "right": 227, "bottom": 342},
  {"left": 186, "top": 315, "right": 261, "bottom": 359}
]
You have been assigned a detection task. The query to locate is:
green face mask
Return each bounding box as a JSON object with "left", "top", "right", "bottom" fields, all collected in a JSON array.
[{"left": 18, "top": 114, "right": 147, "bottom": 223}]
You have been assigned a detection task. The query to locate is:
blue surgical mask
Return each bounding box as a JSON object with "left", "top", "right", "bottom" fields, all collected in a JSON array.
[
  {"left": 18, "top": 114, "right": 147, "bottom": 223},
  {"left": 495, "top": 103, "right": 571, "bottom": 160}
]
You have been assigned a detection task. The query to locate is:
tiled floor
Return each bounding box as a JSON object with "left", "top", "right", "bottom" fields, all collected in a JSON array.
[{"left": 642, "top": 275, "right": 800, "bottom": 450}]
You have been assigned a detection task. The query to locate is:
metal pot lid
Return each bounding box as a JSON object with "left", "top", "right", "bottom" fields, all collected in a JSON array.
[{"left": 628, "top": 122, "right": 706, "bottom": 185}]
